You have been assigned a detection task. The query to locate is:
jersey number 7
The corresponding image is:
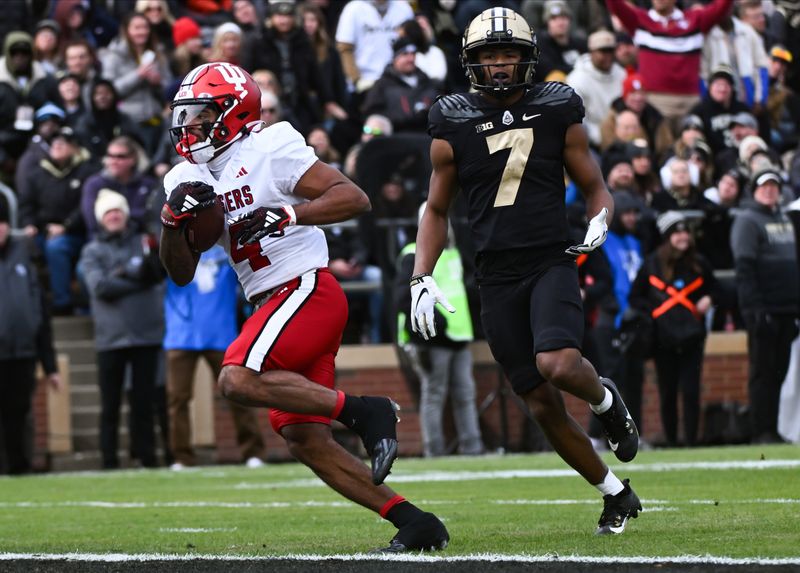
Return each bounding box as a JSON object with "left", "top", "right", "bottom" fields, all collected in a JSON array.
[{"left": 486, "top": 128, "right": 533, "bottom": 207}]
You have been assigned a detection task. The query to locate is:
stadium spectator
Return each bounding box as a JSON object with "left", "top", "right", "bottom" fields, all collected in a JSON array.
[
  {"left": 614, "top": 31, "right": 638, "bottom": 72},
  {"left": 165, "top": 245, "right": 267, "bottom": 470},
  {"left": 136, "top": 0, "right": 176, "bottom": 52},
  {"left": 81, "top": 136, "right": 159, "bottom": 239},
  {"left": 731, "top": 168, "right": 799, "bottom": 444},
  {"left": 628, "top": 139, "right": 662, "bottom": 204},
  {"left": 74, "top": 79, "right": 142, "bottom": 159},
  {"left": 738, "top": 0, "right": 777, "bottom": 51},
  {"left": 14, "top": 103, "right": 66, "bottom": 202},
  {"left": 32, "top": 20, "right": 60, "bottom": 76},
  {"left": 301, "top": 4, "right": 349, "bottom": 113},
  {"left": 18, "top": 127, "right": 99, "bottom": 315},
  {"left": 99, "top": 13, "right": 172, "bottom": 155},
  {"left": 397, "top": 17, "right": 448, "bottom": 85},
  {"left": 169, "top": 17, "right": 205, "bottom": 78},
  {"left": 605, "top": 0, "right": 735, "bottom": 131},
  {"left": 600, "top": 74, "right": 674, "bottom": 158},
  {"left": 208, "top": 22, "right": 243, "bottom": 65},
  {"left": 713, "top": 111, "right": 762, "bottom": 176},
  {"left": 600, "top": 109, "right": 647, "bottom": 154},
  {"left": 56, "top": 74, "right": 84, "bottom": 127},
  {"left": 343, "top": 113, "right": 392, "bottom": 181},
  {"left": 80, "top": 190, "right": 165, "bottom": 469},
  {"left": 765, "top": 44, "right": 800, "bottom": 153},
  {"left": 629, "top": 211, "right": 716, "bottom": 447},
  {"left": 662, "top": 114, "right": 706, "bottom": 166},
  {"left": 701, "top": 6, "right": 770, "bottom": 111},
  {"left": 690, "top": 64, "right": 751, "bottom": 154},
  {"left": 259, "top": 90, "right": 284, "bottom": 127},
  {"left": 335, "top": 0, "right": 414, "bottom": 95},
  {"left": 307, "top": 125, "right": 341, "bottom": 171},
  {"left": 0, "top": 31, "right": 59, "bottom": 155},
  {"left": 534, "top": 0, "right": 586, "bottom": 83},
  {"left": 233, "top": 0, "right": 263, "bottom": 48},
  {"left": 395, "top": 202, "right": 484, "bottom": 457},
  {"left": 61, "top": 40, "right": 99, "bottom": 110},
  {"left": 362, "top": 37, "right": 443, "bottom": 134},
  {"left": 247, "top": 0, "right": 346, "bottom": 134},
  {"left": 0, "top": 193, "right": 61, "bottom": 475},
  {"left": 566, "top": 29, "right": 627, "bottom": 148}
]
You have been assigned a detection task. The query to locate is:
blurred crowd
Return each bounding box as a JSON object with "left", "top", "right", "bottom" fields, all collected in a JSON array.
[{"left": 0, "top": 0, "right": 799, "bottom": 473}]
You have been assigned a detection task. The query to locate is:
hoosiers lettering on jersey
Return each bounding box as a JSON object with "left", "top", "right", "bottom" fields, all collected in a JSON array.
[{"left": 163, "top": 122, "right": 326, "bottom": 300}]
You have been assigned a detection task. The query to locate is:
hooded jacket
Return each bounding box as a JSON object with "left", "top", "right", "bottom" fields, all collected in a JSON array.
[
  {"left": 0, "top": 32, "right": 58, "bottom": 129},
  {"left": 566, "top": 53, "right": 627, "bottom": 147},
  {"left": 363, "top": 64, "right": 442, "bottom": 133}
]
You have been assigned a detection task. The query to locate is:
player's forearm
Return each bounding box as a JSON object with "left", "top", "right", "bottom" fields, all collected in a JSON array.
[
  {"left": 293, "top": 182, "right": 370, "bottom": 225},
  {"left": 412, "top": 213, "right": 448, "bottom": 276},
  {"left": 159, "top": 227, "right": 200, "bottom": 286}
]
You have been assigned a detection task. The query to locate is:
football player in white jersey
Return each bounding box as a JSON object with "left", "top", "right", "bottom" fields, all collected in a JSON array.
[{"left": 159, "top": 63, "right": 449, "bottom": 553}]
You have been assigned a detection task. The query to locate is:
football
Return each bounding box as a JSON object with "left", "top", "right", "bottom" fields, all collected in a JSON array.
[{"left": 185, "top": 200, "right": 225, "bottom": 252}]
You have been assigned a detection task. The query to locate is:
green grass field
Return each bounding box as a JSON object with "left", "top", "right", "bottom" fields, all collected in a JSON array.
[{"left": 1, "top": 445, "right": 798, "bottom": 560}]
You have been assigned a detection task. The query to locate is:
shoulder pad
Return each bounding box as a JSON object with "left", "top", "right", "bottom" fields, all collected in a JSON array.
[
  {"left": 436, "top": 94, "right": 484, "bottom": 123},
  {"left": 531, "top": 82, "right": 578, "bottom": 107}
]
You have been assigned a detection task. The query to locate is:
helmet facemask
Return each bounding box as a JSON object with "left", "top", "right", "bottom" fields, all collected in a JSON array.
[
  {"left": 170, "top": 96, "right": 244, "bottom": 164},
  {"left": 461, "top": 8, "right": 539, "bottom": 97}
]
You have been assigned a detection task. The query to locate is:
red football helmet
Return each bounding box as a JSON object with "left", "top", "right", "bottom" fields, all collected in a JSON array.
[{"left": 170, "top": 63, "right": 262, "bottom": 164}]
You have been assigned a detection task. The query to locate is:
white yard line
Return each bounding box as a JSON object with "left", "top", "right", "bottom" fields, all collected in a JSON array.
[
  {"left": 158, "top": 528, "right": 237, "bottom": 533},
  {"left": 0, "top": 552, "right": 798, "bottom": 565},
  {"left": 233, "top": 459, "right": 800, "bottom": 489}
]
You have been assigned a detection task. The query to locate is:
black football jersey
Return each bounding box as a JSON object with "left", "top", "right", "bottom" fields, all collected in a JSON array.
[{"left": 428, "top": 82, "right": 585, "bottom": 254}]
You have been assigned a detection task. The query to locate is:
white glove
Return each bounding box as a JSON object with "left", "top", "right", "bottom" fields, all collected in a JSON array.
[
  {"left": 410, "top": 273, "right": 455, "bottom": 340},
  {"left": 566, "top": 207, "right": 609, "bottom": 255}
]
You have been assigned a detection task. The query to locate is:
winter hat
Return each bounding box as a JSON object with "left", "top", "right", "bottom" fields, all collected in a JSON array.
[
  {"left": 173, "top": 17, "right": 201, "bottom": 47},
  {"left": 36, "top": 19, "right": 61, "bottom": 36},
  {"left": 709, "top": 63, "right": 736, "bottom": 86},
  {"left": 613, "top": 190, "right": 641, "bottom": 214},
  {"left": 738, "top": 135, "right": 768, "bottom": 164},
  {"left": 543, "top": 0, "right": 572, "bottom": 20},
  {"left": 680, "top": 114, "right": 704, "bottom": 133},
  {"left": 730, "top": 111, "right": 757, "bottom": 130},
  {"left": 622, "top": 73, "right": 645, "bottom": 99},
  {"left": 588, "top": 29, "right": 616, "bottom": 51},
  {"left": 657, "top": 210, "right": 688, "bottom": 237},
  {"left": 94, "top": 189, "right": 129, "bottom": 223},
  {"left": 214, "top": 22, "right": 242, "bottom": 40},
  {"left": 269, "top": 0, "right": 296, "bottom": 15},
  {"left": 392, "top": 36, "right": 417, "bottom": 56}
]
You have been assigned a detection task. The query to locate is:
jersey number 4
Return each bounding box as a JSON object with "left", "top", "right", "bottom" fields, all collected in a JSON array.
[
  {"left": 228, "top": 221, "right": 271, "bottom": 271},
  {"left": 486, "top": 128, "right": 533, "bottom": 207}
]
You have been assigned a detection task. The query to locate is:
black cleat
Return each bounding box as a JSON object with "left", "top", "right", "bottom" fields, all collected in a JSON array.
[
  {"left": 372, "top": 512, "right": 450, "bottom": 553},
  {"left": 351, "top": 397, "right": 400, "bottom": 485},
  {"left": 595, "top": 478, "right": 641, "bottom": 535},
  {"left": 593, "top": 378, "right": 639, "bottom": 462}
]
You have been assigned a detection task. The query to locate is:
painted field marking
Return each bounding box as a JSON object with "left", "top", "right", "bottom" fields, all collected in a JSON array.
[
  {"left": 158, "top": 528, "right": 238, "bottom": 533},
  {"left": 232, "top": 459, "right": 800, "bottom": 489},
  {"left": 0, "top": 552, "right": 799, "bottom": 566}
]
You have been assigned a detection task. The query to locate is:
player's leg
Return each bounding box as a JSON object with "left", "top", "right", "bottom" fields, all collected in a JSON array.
[
  {"left": 279, "top": 421, "right": 449, "bottom": 552},
  {"left": 531, "top": 264, "right": 638, "bottom": 462},
  {"left": 480, "top": 271, "right": 641, "bottom": 534},
  {"left": 219, "top": 269, "right": 398, "bottom": 484}
]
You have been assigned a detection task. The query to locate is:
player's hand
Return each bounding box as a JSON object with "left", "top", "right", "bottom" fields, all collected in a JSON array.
[
  {"left": 161, "top": 181, "right": 217, "bottom": 229},
  {"left": 566, "top": 207, "right": 608, "bottom": 255},
  {"left": 231, "top": 205, "right": 297, "bottom": 245},
  {"left": 410, "top": 273, "right": 455, "bottom": 340}
]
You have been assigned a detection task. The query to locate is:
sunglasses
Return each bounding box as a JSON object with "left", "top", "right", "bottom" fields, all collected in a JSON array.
[
  {"left": 106, "top": 153, "right": 132, "bottom": 160},
  {"left": 363, "top": 126, "right": 383, "bottom": 135}
]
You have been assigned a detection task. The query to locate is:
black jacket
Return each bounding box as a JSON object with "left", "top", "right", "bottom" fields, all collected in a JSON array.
[
  {"left": 363, "top": 65, "right": 442, "bottom": 133},
  {"left": 0, "top": 237, "right": 56, "bottom": 371}
]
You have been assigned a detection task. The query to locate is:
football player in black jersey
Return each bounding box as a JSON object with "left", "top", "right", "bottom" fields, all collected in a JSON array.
[{"left": 410, "top": 7, "right": 642, "bottom": 535}]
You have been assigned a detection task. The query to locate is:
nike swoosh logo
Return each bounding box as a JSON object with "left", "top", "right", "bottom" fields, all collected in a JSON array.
[
  {"left": 522, "top": 113, "right": 541, "bottom": 121},
  {"left": 414, "top": 288, "right": 429, "bottom": 310}
]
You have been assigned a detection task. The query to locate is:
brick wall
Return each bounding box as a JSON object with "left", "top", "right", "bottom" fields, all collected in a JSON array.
[{"left": 30, "top": 335, "right": 751, "bottom": 469}]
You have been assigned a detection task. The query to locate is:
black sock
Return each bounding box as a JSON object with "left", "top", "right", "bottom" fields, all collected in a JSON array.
[
  {"left": 385, "top": 501, "right": 424, "bottom": 529},
  {"left": 335, "top": 395, "right": 369, "bottom": 430}
]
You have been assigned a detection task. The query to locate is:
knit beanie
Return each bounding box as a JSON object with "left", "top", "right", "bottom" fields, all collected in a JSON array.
[
  {"left": 622, "top": 73, "right": 645, "bottom": 99},
  {"left": 173, "top": 17, "right": 201, "bottom": 48},
  {"left": 94, "top": 189, "right": 129, "bottom": 223}
]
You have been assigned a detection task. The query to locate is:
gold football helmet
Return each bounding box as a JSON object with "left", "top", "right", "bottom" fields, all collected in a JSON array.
[{"left": 461, "top": 7, "right": 539, "bottom": 96}]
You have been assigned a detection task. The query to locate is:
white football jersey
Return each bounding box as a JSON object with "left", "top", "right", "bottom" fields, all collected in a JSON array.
[{"left": 164, "top": 122, "right": 329, "bottom": 300}]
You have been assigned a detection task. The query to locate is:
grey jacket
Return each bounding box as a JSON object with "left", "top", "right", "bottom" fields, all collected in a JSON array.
[
  {"left": 0, "top": 237, "right": 56, "bottom": 371},
  {"left": 98, "top": 38, "right": 170, "bottom": 123},
  {"left": 79, "top": 226, "right": 165, "bottom": 351},
  {"left": 730, "top": 199, "right": 799, "bottom": 316}
]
